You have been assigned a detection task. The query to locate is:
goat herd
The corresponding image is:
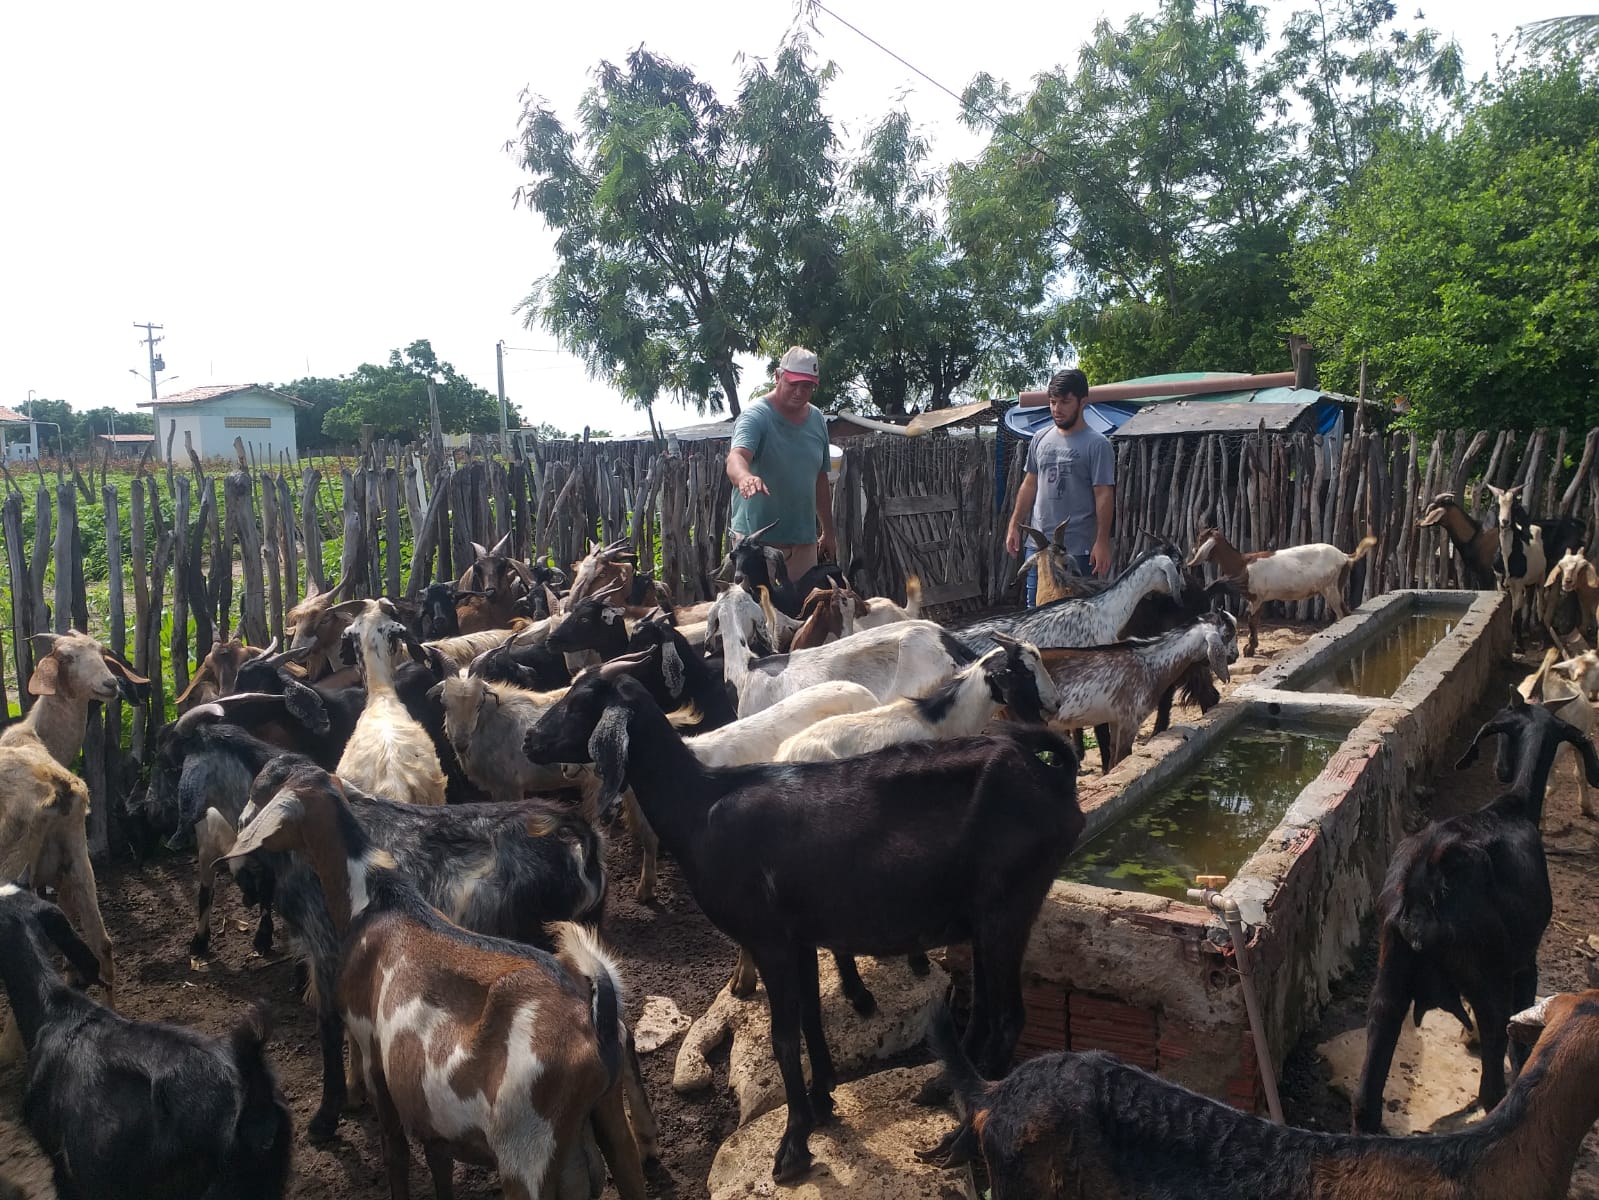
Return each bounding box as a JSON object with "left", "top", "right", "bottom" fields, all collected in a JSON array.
[{"left": 1, "top": 512, "right": 1598, "bottom": 1199}]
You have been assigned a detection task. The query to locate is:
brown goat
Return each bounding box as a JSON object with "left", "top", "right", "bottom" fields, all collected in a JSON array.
[
  {"left": 788, "top": 588, "right": 848, "bottom": 650},
  {"left": 455, "top": 533, "right": 536, "bottom": 633},
  {"left": 174, "top": 637, "right": 272, "bottom": 712},
  {"left": 286, "top": 575, "right": 355, "bottom": 682},
  {"left": 1418, "top": 493, "right": 1499, "bottom": 589},
  {"left": 1014, "top": 521, "right": 1078, "bottom": 606},
  {"left": 926, "top": 989, "right": 1599, "bottom": 1200},
  {"left": 224, "top": 771, "right": 646, "bottom": 1200}
]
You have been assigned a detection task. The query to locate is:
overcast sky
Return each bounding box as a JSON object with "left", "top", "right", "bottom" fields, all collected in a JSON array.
[{"left": 1, "top": 0, "right": 1585, "bottom": 439}]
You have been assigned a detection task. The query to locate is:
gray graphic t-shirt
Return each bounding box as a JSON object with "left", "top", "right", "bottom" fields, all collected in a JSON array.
[{"left": 1024, "top": 425, "right": 1116, "bottom": 555}]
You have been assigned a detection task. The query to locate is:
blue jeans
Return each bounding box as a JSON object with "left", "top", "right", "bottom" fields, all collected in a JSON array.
[{"left": 1025, "top": 555, "right": 1093, "bottom": 607}]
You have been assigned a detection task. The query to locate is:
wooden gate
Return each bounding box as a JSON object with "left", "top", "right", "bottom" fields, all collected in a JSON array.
[{"left": 845, "top": 436, "right": 996, "bottom": 619}]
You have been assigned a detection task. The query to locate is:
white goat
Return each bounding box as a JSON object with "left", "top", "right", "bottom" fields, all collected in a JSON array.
[
  {"left": 775, "top": 636, "right": 1055, "bottom": 762},
  {"left": 1543, "top": 547, "right": 1599, "bottom": 646},
  {"left": 1491, "top": 484, "right": 1548, "bottom": 646},
  {"left": 334, "top": 600, "right": 446, "bottom": 806},
  {"left": 708, "top": 587, "right": 972, "bottom": 718},
  {"left": 686, "top": 681, "right": 879, "bottom": 768},
  {"left": 1043, "top": 614, "right": 1239, "bottom": 768},
  {"left": 1188, "top": 528, "right": 1376, "bottom": 655},
  {"left": 1552, "top": 648, "right": 1599, "bottom": 701}
]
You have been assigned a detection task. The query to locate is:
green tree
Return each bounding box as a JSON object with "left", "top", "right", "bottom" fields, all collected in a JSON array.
[
  {"left": 1292, "top": 60, "right": 1599, "bottom": 432},
  {"left": 276, "top": 376, "right": 351, "bottom": 450},
  {"left": 790, "top": 111, "right": 1056, "bottom": 413},
  {"left": 953, "top": 0, "right": 1301, "bottom": 380},
  {"left": 511, "top": 41, "right": 837, "bottom": 417},
  {"left": 1270, "top": 0, "right": 1465, "bottom": 198},
  {"left": 21, "top": 398, "right": 80, "bottom": 455},
  {"left": 321, "top": 340, "right": 500, "bottom": 442}
]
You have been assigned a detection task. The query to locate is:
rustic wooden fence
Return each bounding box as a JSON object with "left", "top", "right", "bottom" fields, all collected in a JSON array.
[{"left": 3, "top": 416, "right": 1597, "bottom": 858}]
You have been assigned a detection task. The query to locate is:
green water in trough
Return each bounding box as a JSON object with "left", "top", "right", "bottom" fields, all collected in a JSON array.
[
  {"left": 1059, "top": 722, "right": 1344, "bottom": 902},
  {"left": 1300, "top": 611, "right": 1463, "bottom": 698}
]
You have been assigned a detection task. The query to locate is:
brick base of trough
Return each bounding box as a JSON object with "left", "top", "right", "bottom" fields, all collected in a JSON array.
[{"left": 1017, "top": 590, "right": 1511, "bottom": 1109}]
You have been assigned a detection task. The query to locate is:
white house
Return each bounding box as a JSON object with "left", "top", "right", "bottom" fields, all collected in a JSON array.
[{"left": 139, "top": 384, "right": 307, "bottom": 464}]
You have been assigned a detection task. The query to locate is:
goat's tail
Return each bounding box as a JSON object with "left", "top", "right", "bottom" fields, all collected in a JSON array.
[
  {"left": 914, "top": 1005, "right": 992, "bottom": 1170},
  {"left": 1349, "top": 534, "right": 1378, "bottom": 563},
  {"left": 553, "top": 922, "right": 627, "bottom": 1088},
  {"left": 227, "top": 1003, "right": 293, "bottom": 1169},
  {"left": 903, "top": 574, "right": 923, "bottom": 619}
]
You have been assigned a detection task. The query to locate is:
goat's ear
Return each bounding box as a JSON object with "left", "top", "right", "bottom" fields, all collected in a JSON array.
[
  {"left": 1208, "top": 632, "right": 1232, "bottom": 684},
  {"left": 174, "top": 663, "right": 216, "bottom": 706},
  {"left": 222, "top": 794, "right": 303, "bottom": 862},
  {"left": 425, "top": 646, "right": 449, "bottom": 678},
  {"left": 1584, "top": 561, "right": 1599, "bottom": 591},
  {"left": 32, "top": 902, "right": 102, "bottom": 987},
  {"left": 101, "top": 653, "right": 150, "bottom": 689},
  {"left": 588, "top": 704, "right": 631, "bottom": 817},
  {"left": 27, "top": 652, "right": 61, "bottom": 697},
  {"left": 1546, "top": 563, "right": 1563, "bottom": 588},
  {"left": 1456, "top": 721, "right": 1498, "bottom": 768},
  {"left": 1508, "top": 996, "right": 1553, "bottom": 1045},
  {"left": 1566, "top": 726, "right": 1599, "bottom": 786},
  {"left": 283, "top": 681, "right": 331, "bottom": 735},
  {"left": 661, "top": 641, "right": 686, "bottom": 697},
  {"left": 426, "top": 681, "right": 444, "bottom": 703}
]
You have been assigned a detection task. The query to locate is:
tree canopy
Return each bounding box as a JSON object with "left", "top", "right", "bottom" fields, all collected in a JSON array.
[
  {"left": 295, "top": 340, "right": 508, "bottom": 444},
  {"left": 1293, "top": 59, "right": 1599, "bottom": 431},
  {"left": 512, "top": 43, "right": 836, "bottom": 417}
]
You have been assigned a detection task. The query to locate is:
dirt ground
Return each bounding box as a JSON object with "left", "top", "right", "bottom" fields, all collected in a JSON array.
[{"left": 5, "top": 620, "right": 1599, "bottom": 1197}]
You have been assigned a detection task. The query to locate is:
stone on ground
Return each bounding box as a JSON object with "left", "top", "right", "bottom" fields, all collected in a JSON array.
[
  {"left": 674, "top": 955, "right": 949, "bottom": 1125},
  {"left": 707, "top": 1064, "right": 974, "bottom": 1200},
  {"left": 635, "top": 995, "right": 691, "bottom": 1054},
  {"left": 1317, "top": 1009, "right": 1485, "bottom": 1134}
]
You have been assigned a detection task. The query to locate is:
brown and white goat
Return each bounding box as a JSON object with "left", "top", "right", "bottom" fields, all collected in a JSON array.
[
  {"left": 1418, "top": 493, "right": 1499, "bottom": 589},
  {"left": 842, "top": 573, "right": 923, "bottom": 630},
  {"left": 334, "top": 601, "right": 446, "bottom": 806},
  {"left": 222, "top": 774, "right": 646, "bottom": 1200},
  {"left": 1188, "top": 527, "right": 1376, "bottom": 656},
  {"left": 924, "top": 989, "right": 1599, "bottom": 1200},
  {"left": 1489, "top": 484, "right": 1548, "bottom": 646}
]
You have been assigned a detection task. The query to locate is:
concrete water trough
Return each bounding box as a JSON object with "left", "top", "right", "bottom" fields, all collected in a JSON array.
[{"left": 1015, "top": 589, "right": 1509, "bottom": 1108}]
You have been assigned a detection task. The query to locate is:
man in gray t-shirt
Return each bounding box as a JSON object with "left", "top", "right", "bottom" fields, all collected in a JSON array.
[{"left": 1005, "top": 368, "right": 1116, "bottom": 605}]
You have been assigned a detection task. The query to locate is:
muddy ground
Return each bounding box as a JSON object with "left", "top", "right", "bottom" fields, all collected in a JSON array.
[{"left": 4, "top": 622, "right": 1598, "bottom": 1196}]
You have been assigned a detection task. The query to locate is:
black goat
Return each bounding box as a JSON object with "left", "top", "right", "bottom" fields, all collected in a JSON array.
[
  {"left": 417, "top": 580, "right": 491, "bottom": 640},
  {"left": 1354, "top": 690, "right": 1599, "bottom": 1132},
  {"left": 228, "top": 756, "right": 626, "bottom": 1144},
  {"left": 725, "top": 524, "right": 847, "bottom": 618},
  {"left": 0, "top": 884, "right": 292, "bottom": 1200},
  {"left": 465, "top": 633, "right": 573, "bottom": 692},
  {"left": 547, "top": 590, "right": 631, "bottom": 659},
  {"left": 523, "top": 660, "right": 1084, "bottom": 1182},
  {"left": 921, "top": 991, "right": 1599, "bottom": 1200}
]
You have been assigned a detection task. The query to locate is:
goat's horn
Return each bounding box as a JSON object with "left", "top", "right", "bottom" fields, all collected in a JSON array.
[
  {"left": 1051, "top": 519, "right": 1070, "bottom": 548},
  {"left": 490, "top": 531, "right": 513, "bottom": 556},
  {"left": 746, "top": 521, "right": 780, "bottom": 543},
  {"left": 255, "top": 636, "right": 279, "bottom": 657},
  {"left": 1021, "top": 525, "right": 1049, "bottom": 551}
]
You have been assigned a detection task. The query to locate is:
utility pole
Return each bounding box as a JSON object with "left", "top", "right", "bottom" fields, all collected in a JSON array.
[
  {"left": 134, "top": 322, "right": 164, "bottom": 399},
  {"left": 495, "top": 340, "right": 509, "bottom": 450}
]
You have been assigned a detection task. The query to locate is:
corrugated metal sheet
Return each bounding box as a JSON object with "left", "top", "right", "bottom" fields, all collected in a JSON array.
[{"left": 1113, "top": 398, "right": 1320, "bottom": 438}]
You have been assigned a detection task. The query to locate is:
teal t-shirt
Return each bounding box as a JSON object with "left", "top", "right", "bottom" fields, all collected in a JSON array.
[{"left": 728, "top": 396, "right": 829, "bottom": 545}]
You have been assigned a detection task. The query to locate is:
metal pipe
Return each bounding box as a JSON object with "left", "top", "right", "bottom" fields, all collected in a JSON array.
[{"left": 1187, "top": 886, "right": 1285, "bottom": 1124}]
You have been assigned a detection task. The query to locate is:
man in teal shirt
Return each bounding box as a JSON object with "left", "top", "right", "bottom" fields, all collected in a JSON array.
[{"left": 726, "top": 346, "right": 836, "bottom": 580}]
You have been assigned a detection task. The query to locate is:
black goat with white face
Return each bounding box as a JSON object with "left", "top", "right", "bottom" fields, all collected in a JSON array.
[{"left": 0, "top": 885, "right": 292, "bottom": 1200}]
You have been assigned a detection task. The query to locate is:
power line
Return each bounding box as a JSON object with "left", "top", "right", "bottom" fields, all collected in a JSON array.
[{"left": 808, "top": 0, "right": 1064, "bottom": 169}]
